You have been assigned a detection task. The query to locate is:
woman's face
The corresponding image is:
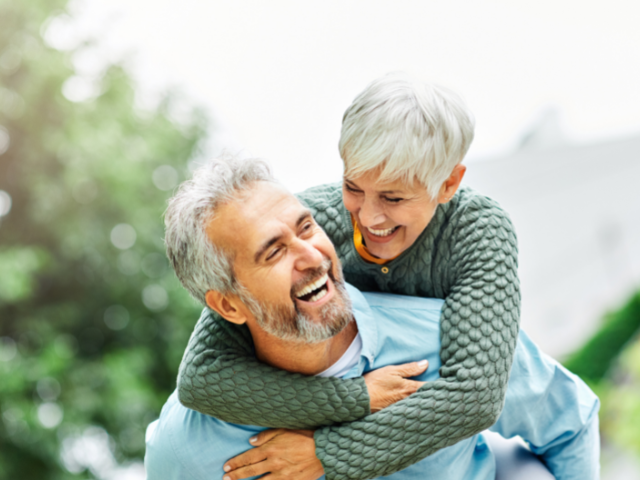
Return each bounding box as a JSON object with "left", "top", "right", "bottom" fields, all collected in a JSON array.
[{"left": 342, "top": 169, "right": 440, "bottom": 260}]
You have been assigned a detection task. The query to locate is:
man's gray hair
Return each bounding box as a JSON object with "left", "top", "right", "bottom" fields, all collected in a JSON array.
[
  {"left": 164, "top": 157, "right": 276, "bottom": 304},
  {"left": 339, "top": 72, "right": 475, "bottom": 199}
]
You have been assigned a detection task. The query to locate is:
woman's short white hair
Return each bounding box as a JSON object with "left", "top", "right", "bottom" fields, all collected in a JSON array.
[
  {"left": 339, "top": 72, "right": 475, "bottom": 199},
  {"left": 164, "top": 156, "right": 275, "bottom": 304}
]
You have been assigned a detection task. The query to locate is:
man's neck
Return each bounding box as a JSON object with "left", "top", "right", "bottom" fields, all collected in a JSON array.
[{"left": 248, "top": 319, "right": 358, "bottom": 376}]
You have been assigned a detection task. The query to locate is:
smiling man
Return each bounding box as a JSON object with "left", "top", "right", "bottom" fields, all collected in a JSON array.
[
  {"left": 146, "top": 157, "right": 600, "bottom": 480},
  {"left": 200, "top": 178, "right": 356, "bottom": 376}
]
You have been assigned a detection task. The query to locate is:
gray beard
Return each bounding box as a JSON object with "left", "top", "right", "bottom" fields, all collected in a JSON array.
[{"left": 238, "top": 260, "right": 353, "bottom": 344}]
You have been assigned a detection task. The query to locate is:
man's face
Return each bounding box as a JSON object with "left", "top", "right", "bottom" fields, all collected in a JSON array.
[{"left": 207, "top": 181, "right": 352, "bottom": 343}]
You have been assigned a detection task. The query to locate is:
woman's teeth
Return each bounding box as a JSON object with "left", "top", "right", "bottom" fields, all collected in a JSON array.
[
  {"left": 367, "top": 226, "right": 398, "bottom": 237},
  {"left": 295, "top": 273, "right": 329, "bottom": 299}
]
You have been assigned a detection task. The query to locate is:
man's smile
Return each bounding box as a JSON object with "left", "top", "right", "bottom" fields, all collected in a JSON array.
[{"left": 295, "top": 273, "right": 330, "bottom": 303}]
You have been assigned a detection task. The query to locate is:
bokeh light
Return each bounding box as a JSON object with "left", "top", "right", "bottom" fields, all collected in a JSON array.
[
  {"left": 141, "top": 253, "right": 166, "bottom": 278},
  {"left": 0, "top": 190, "right": 11, "bottom": 217},
  {"left": 117, "top": 250, "right": 141, "bottom": 275},
  {"left": 0, "top": 336, "right": 17, "bottom": 361},
  {"left": 104, "top": 305, "right": 130, "bottom": 331},
  {"left": 0, "top": 125, "right": 9, "bottom": 154},
  {"left": 152, "top": 165, "right": 178, "bottom": 191},
  {"left": 37, "top": 377, "right": 62, "bottom": 402},
  {"left": 110, "top": 224, "right": 137, "bottom": 250},
  {"left": 142, "top": 284, "right": 168, "bottom": 311},
  {"left": 37, "top": 403, "right": 63, "bottom": 429}
]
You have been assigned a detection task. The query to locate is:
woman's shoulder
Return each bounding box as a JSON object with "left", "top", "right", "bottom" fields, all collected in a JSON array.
[
  {"left": 448, "top": 186, "right": 515, "bottom": 232},
  {"left": 441, "top": 186, "right": 518, "bottom": 260},
  {"left": 295, "top": 182, "right": 343, "bottom": 211}
]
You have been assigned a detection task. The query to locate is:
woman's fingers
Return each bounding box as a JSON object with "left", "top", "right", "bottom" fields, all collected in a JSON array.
[
  {"left": 364, "top": 360, "right": 429, "bottom": 412},
  {"left": 223, "top": 459, "right": 270, "bottom": 480},
  {"left": 249, "top": 428, "right": 286, "bottom": 447},
  {"left": 223, "top": 441, "right": 270, "bottom": 474},
  {"left": 223, "top": 429, "right": 320, "bottom": 480},
  {"left": 394, "top": 360, "right": 429, "bottom": 377}
]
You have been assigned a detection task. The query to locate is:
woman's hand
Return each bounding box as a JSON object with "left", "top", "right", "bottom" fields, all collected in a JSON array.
[
  {"left": 223, "top": 429, "right": 323, "bottom": 480},
  {"left": 364, "top": 360, "right": 428, "bottom": 412}
]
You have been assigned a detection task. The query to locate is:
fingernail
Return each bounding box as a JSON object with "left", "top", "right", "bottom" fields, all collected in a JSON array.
[
  {"left": 224, "top": 465, "right": 231, "bottom": 472},
  {"left": 223, "top": 476, "right": 230, "bottom": 480},
  {"left": 418, "top": 360, "right": 428, "bottom": 366},
  {"left": 250, "top": 436, "right": 257, "bottom": 443}
]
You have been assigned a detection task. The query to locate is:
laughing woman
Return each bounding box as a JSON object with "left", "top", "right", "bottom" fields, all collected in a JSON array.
[{"left": 176, "top": 73, "right": 519, "bottom": 480}]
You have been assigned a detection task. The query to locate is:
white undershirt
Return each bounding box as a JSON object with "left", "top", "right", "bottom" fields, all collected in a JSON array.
[{"left": 316, "top": 332, "right": 363, "bottom": 378}]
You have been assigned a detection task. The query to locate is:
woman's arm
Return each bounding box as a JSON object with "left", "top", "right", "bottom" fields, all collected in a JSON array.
[
  {"left": 313, "top": 205, "right": 520, "bottom": 479},
  {"left": 177, "top": 307, "right": 427, "bottom": 428},
  {"left": 177, "top": 310, "right": 372, "bottom": 428}
]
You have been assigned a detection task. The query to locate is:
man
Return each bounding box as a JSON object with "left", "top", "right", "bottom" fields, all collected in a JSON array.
[{"left": 146, "top": 157, "right": 600, "bottom": 480}]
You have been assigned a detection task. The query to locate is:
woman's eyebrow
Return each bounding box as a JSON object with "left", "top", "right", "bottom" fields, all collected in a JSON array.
[{"left": 345, "top": 178, "right": 405, "bottom": 195}]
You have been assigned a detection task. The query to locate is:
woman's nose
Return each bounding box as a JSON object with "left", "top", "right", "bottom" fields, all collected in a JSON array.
[{"left": 358, "top": 198, "right": 386, "bottom": 226}]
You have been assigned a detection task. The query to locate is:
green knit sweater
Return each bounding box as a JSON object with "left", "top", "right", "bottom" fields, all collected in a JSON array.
[{"left": 177, "top": 183, "right": 520, "bottom": 480}]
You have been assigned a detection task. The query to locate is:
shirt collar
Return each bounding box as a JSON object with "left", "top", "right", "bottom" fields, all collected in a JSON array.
[{"left": 345, "top": 283, "right": 378, "bottom": 367}]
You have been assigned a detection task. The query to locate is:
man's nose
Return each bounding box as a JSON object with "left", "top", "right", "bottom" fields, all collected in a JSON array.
[
  {"left": 358, "top": 197, "right": 386, "bottom": 227},
  {"left": 292, "top": 238, "right": 324, "bottom": 271}
]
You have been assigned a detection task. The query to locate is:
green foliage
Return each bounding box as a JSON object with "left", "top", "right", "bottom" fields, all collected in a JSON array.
[
  {"left": 563, "top": 289, "right": 640, "bottom": 459},
  {"left": 597, "top": 339, "right": 640, "bottom": 457},
  {"left": 564, "top": 291, "right": 640, "bottom": 382},
  {"left": 0, "top": 0, "right": 208, "bottom": 477}
]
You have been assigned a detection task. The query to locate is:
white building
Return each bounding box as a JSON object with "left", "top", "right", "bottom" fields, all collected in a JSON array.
[{"left": 463, "top": 126, "right": 640, "bottom": 358}]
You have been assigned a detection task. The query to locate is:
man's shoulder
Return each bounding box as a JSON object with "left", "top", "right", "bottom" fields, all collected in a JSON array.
[{"left": 145, "top": 391, "right": 264, "bottom": 480}]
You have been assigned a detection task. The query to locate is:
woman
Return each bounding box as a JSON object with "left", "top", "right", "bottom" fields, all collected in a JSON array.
[{"left": 177, "top": 73, "right": 520, "bottom": 480}]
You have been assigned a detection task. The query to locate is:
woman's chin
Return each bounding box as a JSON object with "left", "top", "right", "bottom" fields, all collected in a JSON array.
[{"left": 368, "top": 243, "right": 403, "bottom": 260}]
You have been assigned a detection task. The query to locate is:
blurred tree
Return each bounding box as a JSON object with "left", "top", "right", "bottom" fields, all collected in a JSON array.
[
  {"left": 0, "top": 0, "right": 208, "bottom": 478},
  {"left": 564, "top": 291, "right": 640, "bottom": 460},
  {"left": 564, "top": 292, "right": 640, "bottom": 383},
  {"left": 598, "top": 337, "right": 640, "bottom": 457}
]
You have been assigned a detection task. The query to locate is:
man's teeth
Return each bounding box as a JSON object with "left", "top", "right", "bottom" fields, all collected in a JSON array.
[
  {"left": 295, "top": 273, "right": 328, "bottom": 298},
  {"left": 367, "top": 226, "right": 397, "bottom": 237},
  {"left": 308, "top": 288, "right": 328, "bottom": 303}
]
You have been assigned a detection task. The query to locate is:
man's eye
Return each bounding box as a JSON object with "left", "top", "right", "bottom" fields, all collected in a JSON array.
[{"left": 266, "top": 248, "right": 280, "bottom": 260}]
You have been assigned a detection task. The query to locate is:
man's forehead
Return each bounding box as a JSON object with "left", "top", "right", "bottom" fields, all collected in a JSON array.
[{"left": 206, "top": 182, "right": 307, "bottom": 253}]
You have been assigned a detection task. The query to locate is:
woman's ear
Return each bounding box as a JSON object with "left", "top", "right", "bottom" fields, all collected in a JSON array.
[
  {"left": 438, "top": 164, "right": 467, "bottom": 203},
  {"left": 205, "top": 290, "right": 249, "bottom": 325}
]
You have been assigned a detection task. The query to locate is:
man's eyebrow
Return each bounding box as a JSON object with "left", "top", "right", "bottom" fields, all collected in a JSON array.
[
  {"left": 253, "top": 209, "right": 313, "bottom": 263},
  {"left": 296, "top": 209, "right": 313, "bottom": 228}
]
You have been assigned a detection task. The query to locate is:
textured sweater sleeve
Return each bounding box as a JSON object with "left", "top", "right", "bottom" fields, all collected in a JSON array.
[
  {"left": 177, "top": 306, "right": 371, "bottom": 428},
  {"left": 314, "top": 201, "right": 521, "bottom": 480}
]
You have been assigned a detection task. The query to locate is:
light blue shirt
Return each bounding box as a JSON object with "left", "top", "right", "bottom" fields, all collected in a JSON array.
[{"left": 145, "top": 284, "right": 600, "bottom": 480}]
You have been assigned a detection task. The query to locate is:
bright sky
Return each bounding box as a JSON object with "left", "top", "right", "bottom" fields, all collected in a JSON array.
[{"left": 55, "top": 0, "right": 640, "bottom": 192}]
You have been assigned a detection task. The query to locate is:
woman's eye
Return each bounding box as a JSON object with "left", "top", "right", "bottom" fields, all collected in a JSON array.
[
  {"left": 344, "top": 183, "right": 361, "bottom": 193},
  {"left": 384, "top": 197, "right": 403, "bottom": 203}
]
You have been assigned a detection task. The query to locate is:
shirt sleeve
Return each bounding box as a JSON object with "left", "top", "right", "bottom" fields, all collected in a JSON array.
[
  {"left": 176, "top": 307, "right": 371, "bottom": 428},
  {"left": 314, "top": 202, "right": 522, "bottom": 480},
  {"left": 490, "top": 331, "right": 601, "bottom": 480}
]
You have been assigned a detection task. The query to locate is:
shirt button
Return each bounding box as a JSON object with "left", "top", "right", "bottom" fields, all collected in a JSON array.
[{"left": 381, "top": 266, "right": 389, "bottom": 274}]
